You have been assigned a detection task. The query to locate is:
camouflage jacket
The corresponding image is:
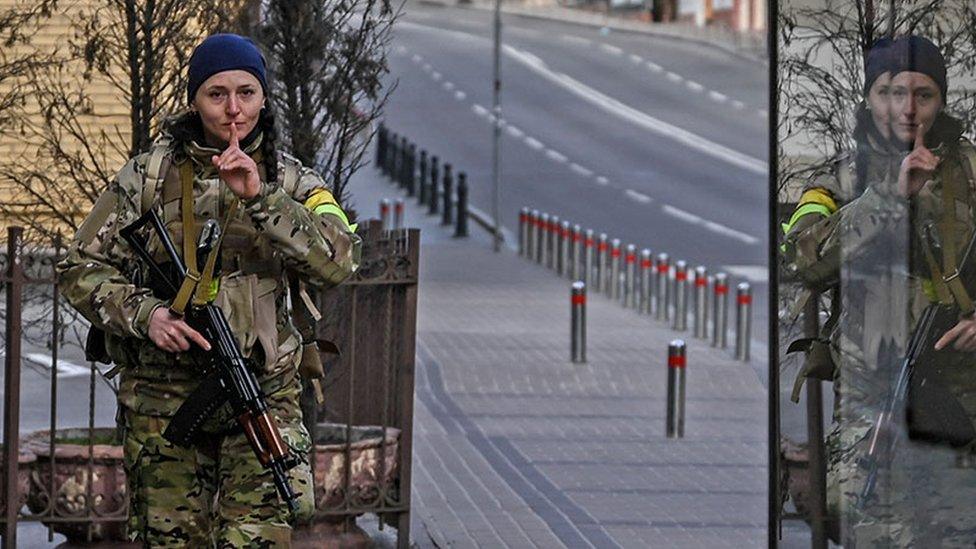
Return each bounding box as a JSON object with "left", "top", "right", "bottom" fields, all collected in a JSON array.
[{"left": 57, "top": 129, "right": 362, "bottom": 416}]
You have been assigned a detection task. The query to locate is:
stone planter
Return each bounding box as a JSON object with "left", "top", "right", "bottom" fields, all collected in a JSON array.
[
  {"left": 312, "top": 423, "right": 400, "bottom": 514},
  {"left": 22, "top": 428, "right": 128, "bottom": 544},
  {"left": 0, "top": 448, "right": 36, "bottom": 515}
]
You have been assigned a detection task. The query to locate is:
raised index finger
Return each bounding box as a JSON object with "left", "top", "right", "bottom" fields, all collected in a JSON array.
[
  {"left": 228, "top": 121, "right": 239, "bottom": 150},
  {"left": 914, "top": 123, "right": 926, "bottom": 151}
]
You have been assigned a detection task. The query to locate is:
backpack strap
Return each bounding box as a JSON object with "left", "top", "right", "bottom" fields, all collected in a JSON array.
[{"left": 141, "top": 135, "right": 174, "bottom": 214}]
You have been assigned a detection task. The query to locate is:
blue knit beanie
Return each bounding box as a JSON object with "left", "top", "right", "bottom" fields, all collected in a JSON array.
[
  {"left": 187, "top": 34, "right": 268, "bottom": 104},
  {"left": 888, "top": 35, "right": 947, "bottom": 104},
  {"left": 863, "top": 38, "right": 894, "bottom": 96}
]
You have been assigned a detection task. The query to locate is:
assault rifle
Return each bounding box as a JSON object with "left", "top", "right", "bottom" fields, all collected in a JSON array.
[
  {"left": 120, "top": 208, "right": 300, "bottom": 513},
  {"left": 858, "top": 225, "right": 976, "bottom": 507}
]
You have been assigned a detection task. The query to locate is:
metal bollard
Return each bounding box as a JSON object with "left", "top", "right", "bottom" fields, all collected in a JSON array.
[
  {"left": 547, "top": 215, "right": 560, "bottom": 270},
  {"left": 399, "top": 137, "right": 409, "bottom": 188},
  {"left": 666, "top": 340, "right": 686, "bottom": 439},
  {"left": 713, "top": 272, "right": 729, "bottom": 348},
  {"left": 376, "top": 124, "right": 386, "bottom": 169},
  {"left": 693, "top": 266, "right": 708, "bottom": 339},
  {"left": 609, "top": 239, "right": 621, "bottom": 298},
  {"left": 407, "top": 144, "right": 417, "bottom": 196},
  {"left": 537, "top": 213, "right": 549, "bottom": 265},
  {"left": 571, "top": 225, "right": 583, "bottom": 281},
  {"left": 428, "top": 157, "right": 440, "bottom": 215},
  {"left": 379, "top": 199, "right": 391, "bottom": 230},
  {"left": 519, "top": 207, "right": 530, "bottom": 257},
  {"left": 655, "top": 253, "right": 670, "bottom": 321},
  {"left": 394, "top": 198, "right": 404, "bottom": 230},
  {"left": 442, "top": 165, "right": 454, "bottom": 226},
  {"left": 673, "top": 260, "right": 688, "bottom": 331},
  {"left": 418, "top": 151, "right": 428, "bottom": 205},
  {"left": 595, "top": 233, "right": 608, "bottom": 291},
  {"left": 455, "top": 173, "right": 469, "bottom": 237},
  {"left": 639, "top": 249, "right": 653, "bottom": 314},
  {"left": 624, "top": 244, "right": 637, "bottom": 308},
  {"left": 583, "top": 229, "right": 594, "bottom": 285},
  {"left": 386, "top": 132, "right": 397, "bottom": 178},
  {"left": 571, "top": 281, "right": 587, "bottom": 363},
  {"left": 528, "top": 210, "right": 539, "bottom": 262},
  {"left": 735, "top": 282, "right": 752, "bottom": 361},
  {"left": 558, "top": 221, "right": 570, "bottom": 276}
]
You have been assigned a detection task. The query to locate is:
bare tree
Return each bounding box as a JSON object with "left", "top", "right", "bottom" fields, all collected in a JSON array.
[{"left": 257, "top": 0, "right": 400, "bottom": 218}]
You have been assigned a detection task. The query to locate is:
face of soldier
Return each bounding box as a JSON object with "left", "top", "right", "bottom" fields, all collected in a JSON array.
[
  {"left": 866, "top": 72, "right": 892, "bottom": 139},
  {"left": 889, "top": 71, "right": 943, "bottom": 147},
  {"left": 192, "top": 70, "right": 265, "bottom": 148}
]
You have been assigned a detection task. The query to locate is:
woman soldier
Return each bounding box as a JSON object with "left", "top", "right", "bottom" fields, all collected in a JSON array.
[{"left": 57, "top": 34, "right": 361, "bottom": 546}]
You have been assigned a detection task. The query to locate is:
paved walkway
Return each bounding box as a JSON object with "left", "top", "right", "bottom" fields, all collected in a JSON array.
[{"left": 350, "top": 165, "right": 769, "bottom": 548}]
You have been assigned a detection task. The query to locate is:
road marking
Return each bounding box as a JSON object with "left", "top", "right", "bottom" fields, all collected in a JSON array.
[
  {"left": 443, "top": 81, "right": 455, "bottom": 91},
  {"left": 560, "top": 34, "right": 592, "bottom": 46},
  {"left": 646, "top": 61, "right": 663, "bottom": 72},
  {"left": 666, "top": 71, "right": 683, "bottom": 82},
  {"left": 524, "top": 136, "right": 544, "bottom": 150},
  {"left": 412, "top": 54, "right": 423, "bottom": 63},
  {"left": 422, "top": 63, "right": 432, "bottom": 72},
  {"left": 472, "top": 104, "right": 489, "bottom": 116},
  {"left": 24, "top": 352, "right": 92, "bottom": 377},
  {"left": 731, "top": 100, "right": 746, "bottom": 110},
  {"left": 545, "top": 149, "right": 568, "bottom": 163},
  {"left": 599, "top": 44, "right": 623, "bottom": 55},
  {"left": 502, "top": 45, "right": 767, "bottom": 174},
  {"left": 686, "top": 81, "right": 704, "bottom": 93},
  {"left": 569, "top": 163, "right": 593, "bottom": 177},
  {"left": 703, "top": 220, "right": 760, "bottom": 244},
  {"left": 506, "top": 125, "right": 524, "bottom": 138},
  {"left": 454, "top": 90, "right": 467, "bottom": 101},
  {"left": 709, "top": 91, "right": 728, "bottom": 103},
  {"left": 722, "top": 265, "right": 768, "bottom": 283},
  {"left": 625, "top": 189, "right": 653, "bottom": 204},
  {"left": 595, "top": 176, "right": 609, "bottom": 186},
  {"left": 662, "top": 204, "right": 701, "bottom": 224},
  {"left": 628, "top": 54, "right": 643, "bottom": 64},
  {"left": 431, "top": 71, "right": 442, "bottom": 81}
]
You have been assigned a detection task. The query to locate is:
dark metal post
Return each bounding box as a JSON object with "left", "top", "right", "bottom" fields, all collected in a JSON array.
[
  {"left": 624, "top": 244, "right": 637, "bottom": 308},
  {"left": 3, "top": 227, "right": 24, "bottom": 547},
  {"left": 537, "top": 213, "right": 549, "bottom": 265},
  {"left": 609, "top": 238, "right": 621, "bottom": 297},
  {"left": 547, "top": 215, "right": 560, "bottom": 270},
  {"left": 441, "top": 164, "right": 453, "bottom": 226},
  {"left": 418, "top": 151, "right": 429, "bottom": 205},
  {"left": 519, "top": 207, "right": 529, "bottom": 256},
  {"left": 528, "top": 210, "right": 539, "bottom": 262},
  {"left": 454, "top": 173, "right": 469, "bottom": 237},
  {"left": 558, "top": 221, "right": 570, "bottom": 276},
  {"left": 571, "top": 225, "right": 582, "bottom": 280},
  {"left": 656, "top": 253, "right": 670, "bottom": 321},
  {"left": 387, "top": 132, "right": 398, "bottom": 179},
  {"left": 673, "top": 260, "right": 688, "bottom": 331},
  {"left": 666, "top": 340, "right": 686, "bottom": 439},
  {"left": 713, "top": 272, "right": 729, "bottom": 348},
  {"left": 399, "top": 137, "right": 409, "bottom": 189},
  {"left": 735, "top": 282, "right": 752, "bottom": 360},
  {"left": 571, "top": 281, "right": 586, "bottom": 363},
  {"left": 428, "top": 158, "right": 440, "bottom": 215},
  {"left": 694, "top": 266, "right": 708, "bottom": 339},
  {"left": 583, "top": 229, "right": 594, "bottom": 285},
  {"left": 406, "top": 144, "right": 417, "bottom": 197},
  {"left": 640, "top": 249, "right": 652, "bottom": 314},
  {"left": 596, "top": 233, "right": 608, "bottom": 292}
]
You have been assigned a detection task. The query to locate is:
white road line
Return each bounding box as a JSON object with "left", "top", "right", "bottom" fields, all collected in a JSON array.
[
  {"left": 422, "top": 63, "right": 432, "bottom": 72},
  {"left": 686, "top": 81, "right": 704, "bottom": 93},
  {"left": 431, "top": 71, "right": 442, "bottom": 81},
  {"left": 506, "top": 125, "right": 524, "bottom": 138},
  {"left": 24, "top": 352, "right": 92, "bottom": 377},
  {"left": 560, "top": 34, "right": 592, "bottom": 46},
  {"left": 628, "top": 53, "right": 643, "bottom": 64},
  {"left": 524, "top": 136, "right": 544, "bottom": 150},
  {"left": 646, "top": 61, "right": 663, "bottom": 72},
  {"left": 502, "top": 45, "right": 767, "bottom": 174},
  {"left": 666, "top": 71, "right": 683, "bottom": 82},
  {"left": 709, "top": 90, "right": 728, "bottom": 103},
  {"left": 600, "top": 44, "right": 623, "bottom": 55},
  {"left": 454, "top": 90, "right": 467, "bottom": 101},
  {"left": 569, "top": 163, "right": 593, "bottom": 177},
  {"left": 411, "top": 54, "right": 423, "bottom": 63},
  {"left": 662, "top": 204, "right": 702, "bottom": 224},
  {"left": 595, "top": 176, "right": 609, "bottom": 186},
  {"left": 472, "top": 104, "right": 489, "bottom": 116},
  {"left": 703, "top": 220, "right": 760, "bottom": 244},
  {"left": 625, "top": 189, "right": 653, "bottom": 204},
  {"left": 443, "top": 81, "right": 455, "bottom": 91},
  {"left": 545, "top": 149, "right": 568, "bottom": 163},
  {"left": 731, "top": 100, "right": 746, "bottom": 110},
  {"left": 723, "top": 265, "right": 769, "bottom": 283}
]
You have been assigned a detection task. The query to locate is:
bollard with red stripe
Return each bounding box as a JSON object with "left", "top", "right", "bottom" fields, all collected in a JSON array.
[
  {"left": 519, "top": 207, "right": 530, "bottom": 257},
  {"left": 571, "top": 225, "right": 583, "bottom": 281},
  {"left": 571, "top": 281, "right": 587, "bottom": 363},
  {"left": 655, "top": 253, "right": 670, "bottom": 321},
  {"left": 394, "top": 198, "right": 404, "bottom": 230},
  {"left": 596, "top": 233, "right": 608, "bottom": 291},
  {"left": 609, "top": 239, "right": 621, "bottom": 298},
  {"left": 639, "top": 249, "right": 653, "bottom": 314},
  {"left": 693, "top": 266, "right": 708, "bottom": 339},
  {"left": 379, "top": 199, "right": 391, "bottom": 231},
  {"left": 537, "top": 213, "right": 549, "bottom": 265},
  {"left": 583, "top": 229, "right": 595, "bottom": 284},
  {"left": 713, "top": 272, "right": 729, "bottom": 348},
  {"left": 624, "top": 244, "right": 638, "bottom": 308},
  {"left": 666, "top": 339, "right": 686, "bottom": 438},
  {"left": 558, "top": 221, "right": 571, "bottom": 277},
  {"left": 528, "top": 209, "right": 539, "bottom": 262},
  {"left": 735, "top": 282, "right": 752, "bottom": 361},
  {"left": 548, "top": 215, "right": 560, "bottom": 270},
  {"left": 672, "top": 260, "right": 689, "bottom": 331}
]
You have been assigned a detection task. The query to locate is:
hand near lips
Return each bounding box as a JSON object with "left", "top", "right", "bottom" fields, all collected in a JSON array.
[
  {"left": 212, "top": 122, "right": 262, "bottom": 200},
  {"left": 898, "top": 124, "right": 941, "bottom": 198}
]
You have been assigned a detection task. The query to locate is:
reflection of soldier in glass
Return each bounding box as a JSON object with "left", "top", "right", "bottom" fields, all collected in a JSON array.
[{"left": 789, "top": 35, "right": 976, "bottom": 546}]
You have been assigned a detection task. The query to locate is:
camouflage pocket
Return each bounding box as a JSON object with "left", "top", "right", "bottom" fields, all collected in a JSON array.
[{"left": 214, "top": 273, "right": 279, "bottom": 370}]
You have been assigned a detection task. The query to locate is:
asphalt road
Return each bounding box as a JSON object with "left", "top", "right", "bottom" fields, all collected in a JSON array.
[{"left": 379, "top": 2, "right": 770, "bottom": 364}]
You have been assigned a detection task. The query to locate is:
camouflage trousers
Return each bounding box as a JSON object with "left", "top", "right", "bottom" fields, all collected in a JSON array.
[{"left": 121, "top": 374, "right": 314, "bottom": 548}]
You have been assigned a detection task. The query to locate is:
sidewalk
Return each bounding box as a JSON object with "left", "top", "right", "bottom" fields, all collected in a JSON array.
[{"left": 350, "top": 167, "right": 768, "bottom": 547}]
